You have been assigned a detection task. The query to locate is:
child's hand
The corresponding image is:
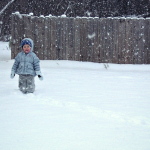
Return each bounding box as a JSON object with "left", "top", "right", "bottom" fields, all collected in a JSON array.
[
  {"left": 38, "top": 74, "right": 43, "bottom": 81},
  {"left": 36, "top": 71, "right": 43, "bottom": 81},
  {"left": 10, "top": 71, "right": 15, "bottom": 79}
]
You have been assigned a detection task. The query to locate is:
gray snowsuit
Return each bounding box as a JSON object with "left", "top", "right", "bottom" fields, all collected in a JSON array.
[
  {"left": 19, "top": 74, "right": 35, "bottom": 93},
  {"left": 11, "top": 38, "right": 43, "bottom": 94}
]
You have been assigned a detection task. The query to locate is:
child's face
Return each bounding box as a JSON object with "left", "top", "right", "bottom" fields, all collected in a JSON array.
[{"left": 23, "top": 44, "right": 31, "bottom": 53}]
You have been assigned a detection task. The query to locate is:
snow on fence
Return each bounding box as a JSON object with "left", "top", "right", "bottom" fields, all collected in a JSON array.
[{"left": 11, "top": 12, "right": 150, "bottom": 64}]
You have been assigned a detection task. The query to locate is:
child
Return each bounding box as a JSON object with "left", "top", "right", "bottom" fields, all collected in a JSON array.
[{"left": 10, "top": 38, "right": 43, "bottom": 94}]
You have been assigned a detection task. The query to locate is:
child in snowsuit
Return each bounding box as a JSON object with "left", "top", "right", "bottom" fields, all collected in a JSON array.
[{"left": 10, "top": 38, "right": 43, "bottom": 94}]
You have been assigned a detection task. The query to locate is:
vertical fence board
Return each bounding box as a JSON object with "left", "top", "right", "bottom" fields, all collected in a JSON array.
[
  {"left": 103, "top": 18, "right": 108, "bottom": 63},
  {"left": 106, "top": 18, "right": 113, "bottom": 63},
  {"left": 125, "top": 18, "right": 132, "bottom": 64},
  {"left": 83, "top": 18, "right": 88, "bottom": 61},
  {"left": 111, "top": 18, "right": 115, "bottom": 63},
  {"left": 131, "top": 19, "right": 139, "bottom": 64},
  {"left": 32, "top": 16, "right": 39, "bottom": 56},
  {"left": 31, "top": 16, "right": 35, "bottom": 42},
  {"left": 24, "top": 15, "right": 32, "bottom": 39},
  {"left": 13, "top": 15, "right": 18, "bottom": 57},
  {"left": 74, "top": 18, "right": 80, "bottom": 61},
  {"left": 118, "top": 18, "right": 122, "bottom": 63},
  {"left": 138, "top": 18, "right": 145, "bottom": 64},
  {"left": 135, "top": 18, "right": 142, "bottom": 64},
  {"left": 37, "top": 17, "right": 45, "bottom": 60},
  {"left": 35, "top": 17, "right": 41, "bottom": 58},
  {"left": 68, "top": 17, "right": 74, "bottom": 60},
  {"left": 44, "top": 17, "right": 50, "bottom": 60},
  {"left": 80, "top": 18, "right": 88, "bottom": 61},
  {"left": 112, "top": 18, "right": 119, "bottom": 63},
  {"left": 99, "top": 18, "right": 103, "bottom": 63},
  {"left": 50, "top": 17, "right": 57, "bottom": 60},
  {"left": 130, "top": 19, "right": 135, "bottom": 64},
  {"left": 121, "top": 18, "right": 126, "bottom": 64},
  {"left": 109, "top": 18, "right": 113, "bottom": 63},
  {"left": 105, "top": 18, "right": 109, "bottom": 63},
  {"left": 144, "top": 19, "right": 148, "bottom": 64},
  {"left": 144, "top": 18, "right": 150, "bottom": 64},
  {"left": 61, "top": 17, "right": 67, "bottom": 60},
  {"left": 59, "top": 17, "right": 64, "bottom": 60},
  {"left": 99, "top": 18, "right": 105, "bottom": 63},
  {"left": 97, "top": 19, "right": 101, "bottom": 63},
  {"left": 93, "top": 18, "right": 100, "bottom": 63},
  {"left": 11, "top": 14, "right": 15, "bottom": 59},
  {"left": 56, "top": 17, "right": 62, "bottom": 60},
  {"left": 118, "top": 18, "right": 126, "bottom": 64},
  {"left": 65, "top": 17, "right": 69, "bottom": 60},
  {"left": 90, "top": 18, "right": 95, "bottom": 62},
  {"left": 147, "top": 19, "right": 150, "bottom": 64},
  {"left": 17, "top": 14, "right": 24, "bottom": 51},
  {"left": 14, "top": 15, "right": 22, "bottom": 56},
  {"left": 47, "top": 17, "right": 51, "bottom": 60},
  {"left": 129, "top": 19, "right": 133, "bottom": 64},
  {"left": 87, "top": 18, "right": 93, "bottom": 62},
  {"left": 72, "top": 18, "right": 75, "bottom": 60},
  {"left": 66, "top": 17, "right": 70, "bottom": 60},
  {"left": 134, "top": 18, "right": 141, "bottom": 64}
]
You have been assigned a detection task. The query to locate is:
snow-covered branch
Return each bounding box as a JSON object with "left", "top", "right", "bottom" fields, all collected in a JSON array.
[
  {"left": 57, "top": 0, "right": 63, "bottom": 9},
  {"left": 0, "top": 0, "right": 15, "bottom": 16},
  {"left": 64, "top": 1, "right": 75, "bottom": 15}
]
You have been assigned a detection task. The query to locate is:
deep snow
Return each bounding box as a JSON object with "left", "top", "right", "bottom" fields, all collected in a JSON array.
[{"left": 0, "top": 41, "right": 150, "bottom": 150}]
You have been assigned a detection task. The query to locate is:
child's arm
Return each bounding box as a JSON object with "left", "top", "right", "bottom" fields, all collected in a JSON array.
[
  {"left": 10, "top": 55, "right": 20, "bottom": 79},
  {"left": 33, "top": 56, "right": 40, "bottom": 71},
  {"left": 33, "top": 54, "right": 43, "bottom": 80}
]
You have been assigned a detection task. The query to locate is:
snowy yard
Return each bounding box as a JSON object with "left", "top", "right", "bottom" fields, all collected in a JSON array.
[{"left": 0, "top": 41, "right": 150, "bottom": 150}]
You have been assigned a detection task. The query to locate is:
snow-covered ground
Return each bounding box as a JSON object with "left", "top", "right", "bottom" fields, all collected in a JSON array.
[{"left": 0, "top": 41, "right": 150, "bottom": 150}]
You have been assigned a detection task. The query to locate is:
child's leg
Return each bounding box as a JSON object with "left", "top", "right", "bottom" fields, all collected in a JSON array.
[
  {"left": 26, "top": 75, "right": 35, "bottom": 93},
  {"left": 19, "top": 75, "right": 35, "bottom": 94},
  {"left": 19, "top": 75, "right": 27, "bottom": 94}
]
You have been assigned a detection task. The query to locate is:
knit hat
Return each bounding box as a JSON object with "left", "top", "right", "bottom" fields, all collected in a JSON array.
[{"left": 21, "top": 39, "right": 32, "bottom": 48}]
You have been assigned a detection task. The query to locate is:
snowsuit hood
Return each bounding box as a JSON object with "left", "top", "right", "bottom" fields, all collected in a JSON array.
[{"left": 21, "top": 38, "right": 34, "bottom": 52}]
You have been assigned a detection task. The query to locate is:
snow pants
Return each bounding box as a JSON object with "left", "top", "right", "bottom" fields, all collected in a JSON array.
[{"left": 19, "top": 74, "right": 35, "bottom": 94}]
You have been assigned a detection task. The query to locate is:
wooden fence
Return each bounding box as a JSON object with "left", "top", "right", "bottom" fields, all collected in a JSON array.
[{"left": 11, "top": 13, "right": 150, "bottom": 64}]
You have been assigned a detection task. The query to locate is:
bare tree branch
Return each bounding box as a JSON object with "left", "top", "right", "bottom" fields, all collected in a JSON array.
[{"left": 0, "top": 0, "right": 15, "bottom": 16}]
